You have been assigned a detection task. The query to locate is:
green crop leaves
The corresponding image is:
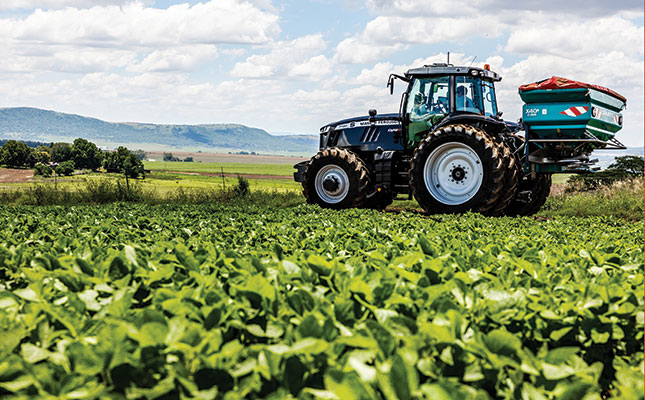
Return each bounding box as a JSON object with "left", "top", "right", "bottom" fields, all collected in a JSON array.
[{"left": 0, "top": 203, "right": 642, "bottom": 399}]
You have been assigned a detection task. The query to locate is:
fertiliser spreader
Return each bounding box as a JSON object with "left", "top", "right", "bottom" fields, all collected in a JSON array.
[{"left": 519, "top": 76, "right": 626, "bottom": 173}]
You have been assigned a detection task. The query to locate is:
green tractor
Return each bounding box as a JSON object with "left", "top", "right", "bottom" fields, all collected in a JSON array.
[{"left": 294, "top": 63, "right": 626, "bottom": 215}]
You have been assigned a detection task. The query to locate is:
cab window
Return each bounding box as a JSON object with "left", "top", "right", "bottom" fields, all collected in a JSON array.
[
  {"left": 481, "top": 80, "right": 498, "bottom": 116},
  {"left": 455, "top": 76, "right": 482, "bottom": 114},
  {"left": 455, "top": 76, "right": 498, "bottom": 116},
  {"left": 406, "top": 77, "right": 449, "bottom": 121}
]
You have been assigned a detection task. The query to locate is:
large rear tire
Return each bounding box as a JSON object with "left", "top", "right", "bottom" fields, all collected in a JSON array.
[
  {"left": 504, "top": 174, "right": 552, "bottom": 216},
  {"left": 409, "top": 124, "right": 505, "bottom": 214},
  {"left": 481, "top": 142, "right": 519, "bottom": 216},
  {"left": 302, "top": 148, "right": 370, "bottom": 209}
]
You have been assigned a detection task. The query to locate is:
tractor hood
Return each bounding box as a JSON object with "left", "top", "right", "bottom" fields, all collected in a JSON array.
[{"left": 322, "top": 113, "right": 400, "bottom": 131}]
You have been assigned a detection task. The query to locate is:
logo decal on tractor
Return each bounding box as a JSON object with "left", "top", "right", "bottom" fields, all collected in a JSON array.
[
  {"left": 335, "top": 120, "right": 398, "bottom": 130},
  {"left": 560, "top": 106, "right": 589, "bottom": 117},
  {"left": 525, "top": 108, "right": 539, "bottom": 117}
]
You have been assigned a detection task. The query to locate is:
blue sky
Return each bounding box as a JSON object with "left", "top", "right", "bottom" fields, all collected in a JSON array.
[{"left": 0, "top": 1, "right": 642, "bottom": 146}]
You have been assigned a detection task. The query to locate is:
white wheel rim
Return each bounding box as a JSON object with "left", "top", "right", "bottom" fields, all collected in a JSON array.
[
  {"left": 424, "top": 142, "right": 483, "bottom": 205},
  {"left": 315, "top": 165, "right": 350, "bottom": 204}
]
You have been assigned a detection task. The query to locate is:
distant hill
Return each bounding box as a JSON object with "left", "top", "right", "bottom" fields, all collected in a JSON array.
[{"left": 0, "top": 107, "right": 319, "bottom": 156}]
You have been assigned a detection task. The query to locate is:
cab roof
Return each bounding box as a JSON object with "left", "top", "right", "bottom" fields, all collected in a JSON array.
[{"left": 405, "top": 63, "right": 502, "bottom": 82}]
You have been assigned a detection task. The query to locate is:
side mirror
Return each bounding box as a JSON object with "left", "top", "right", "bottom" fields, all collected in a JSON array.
[{"left": 387, "top": 75, "right": 394, "bottom": 95}]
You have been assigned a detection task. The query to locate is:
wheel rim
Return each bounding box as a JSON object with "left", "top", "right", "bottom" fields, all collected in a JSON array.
[
  {"left": 424, "top": 142, "right": 483, "bottom": 205},
  {"left": 315, "top": 165, "right": 350, "bottom": 204}
]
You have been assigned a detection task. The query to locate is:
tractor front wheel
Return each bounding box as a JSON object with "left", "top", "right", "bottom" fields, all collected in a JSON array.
[
  {"left": 409, "top": 124, "right": 505, "bottom": 214},
  {"left": 302, "top": 148, "right": 370, "bottom": 209}
]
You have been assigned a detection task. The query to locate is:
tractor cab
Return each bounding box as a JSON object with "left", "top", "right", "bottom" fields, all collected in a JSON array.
[{"left": 389, "top": 63, "right": 504, "bottom": 148}]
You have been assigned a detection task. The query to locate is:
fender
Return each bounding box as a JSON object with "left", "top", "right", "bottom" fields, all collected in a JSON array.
[{"left": 431, "top": 113, "right": 508, "bottom": 134}]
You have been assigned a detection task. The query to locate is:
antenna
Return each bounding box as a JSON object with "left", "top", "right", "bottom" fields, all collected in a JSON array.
[
  {"left": 447, "top": 52, "right": 450, "bottom": 65},
  {"left": 468, "top": 56, "right": 477, "bottom": 68}
]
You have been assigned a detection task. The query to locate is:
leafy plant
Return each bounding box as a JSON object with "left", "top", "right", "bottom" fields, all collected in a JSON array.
[
  {"left": 71, "top": 138, "right": 104, "bottom": 170},
  {"left": 49, "top": 142, "right": 73, "bottom": 163},
  {"left": 33, "top": 163, "right": 53, "bottom": 177},
  {"left": 233, "top": 175, "right": 250, "bottom": 197},
  {"left": 0, "top": 140, "right": 33, "bottom": 168},
  {"left": 54, "top": 160, "right": 75, "bottom": 176},
  {"left": 0, "top": 204, "right": 641, "bottom": 399}
]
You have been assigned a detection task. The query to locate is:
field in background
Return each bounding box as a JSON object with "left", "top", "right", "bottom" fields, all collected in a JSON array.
[
  {"left": 144, "top": 152, "right": 303, "bottom": 191},
  {"left": 144, "top": 151, "right": 306, "bottom": 164},
  {"left": 145, "top": 161, "right": 296, "bottom": 178}
]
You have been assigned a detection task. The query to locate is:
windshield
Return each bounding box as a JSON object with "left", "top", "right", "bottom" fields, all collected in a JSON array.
[
  {"left": 455, "top": 76, "right": 498, "bottom": 116},
  {"left": 406, "top": 76, "right": 449, "bottom": 121}
]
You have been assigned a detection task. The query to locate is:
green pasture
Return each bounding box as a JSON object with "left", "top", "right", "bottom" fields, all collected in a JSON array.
[
  {"left": 144, "top": 171, "right": 300, "bottom": 192},
  {"left": 144, "top": 161, "right": 295, "bottom": 177}
]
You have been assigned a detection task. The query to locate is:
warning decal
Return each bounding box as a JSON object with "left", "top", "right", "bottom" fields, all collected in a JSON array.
[{"left": 560, "top": 106, "right": 589, "bottom": 117}]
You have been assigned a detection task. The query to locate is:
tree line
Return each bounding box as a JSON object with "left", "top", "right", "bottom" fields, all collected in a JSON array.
[
  {"left": 0, "top": 138, "right": 146, "bottom": 179},
  {"left": 569, "top": 155, "right": 644, "bottom": 190}
]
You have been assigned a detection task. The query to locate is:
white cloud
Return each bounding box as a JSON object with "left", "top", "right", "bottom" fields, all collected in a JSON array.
[
  {"left": 334, "top": 36, "right": 402, "bottom": 65},
  {"left": 352, "top": 62, "right": 394, "bottom": 85},
  {"left": 365, "top": 0, "right": 642, "bottom": 18},
  {"left": 0, "top": 0, "right": 152, "bottom": 11},
  {"left": 0, "top": 1, "right": 280, "bottom": 47},
  {"left": 231, "top": 34, "right": 332, "bottom": 80},
  {"left": 334, "top": 13, "right": 502, "bottom": 64},
  {"left": 0, "top": 1, "right": 279, "bottom": 74},
  {"left": 291, "top": 89, "right": 342, "bottom": 105},
  {"left": 505, "top": 16, "right": 644, "bottom": 58},
  {"left": 338, "top": 0, "right": 642, "bottom": 64},
  {"left": 289, "top": 55, "right": 332, "bottom": 78},
  {"left": 129, "top": 45, "right": 218, "bottom": 73}
]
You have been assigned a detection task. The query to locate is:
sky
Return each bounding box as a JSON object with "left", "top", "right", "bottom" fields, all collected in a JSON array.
[{"left": 0, "top": 0, "right": 643, "bottom": 146}]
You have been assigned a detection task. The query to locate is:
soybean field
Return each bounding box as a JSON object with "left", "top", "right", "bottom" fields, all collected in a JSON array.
[{"left": 0, "top": 203, "right": 642, "bottom": 399}]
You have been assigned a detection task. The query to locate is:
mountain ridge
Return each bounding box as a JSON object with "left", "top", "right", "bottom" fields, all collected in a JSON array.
[{"left": 0, "top": 107, "right": 318, "bottom": 156}]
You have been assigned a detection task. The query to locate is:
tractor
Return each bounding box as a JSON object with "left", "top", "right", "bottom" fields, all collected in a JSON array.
[{"left": 293, "top": 62, "right": 626, "bottom": 215}]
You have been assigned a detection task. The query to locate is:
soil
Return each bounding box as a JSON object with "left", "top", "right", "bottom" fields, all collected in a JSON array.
[{"left": 0, "top": 168, "right": 33, "bottom": 183}]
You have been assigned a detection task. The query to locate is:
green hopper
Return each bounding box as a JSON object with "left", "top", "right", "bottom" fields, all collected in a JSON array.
[{"left": 519, "top": 76, "right": 626, "bottom": 172}]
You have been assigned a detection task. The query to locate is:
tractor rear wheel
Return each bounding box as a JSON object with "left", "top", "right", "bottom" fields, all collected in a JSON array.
[
  {"left": 409, "top": 124, "right": 505, "bottom": 214},
  {"left": 302, "top": 148, "right": 370, "bottom": 209},
  {"left": 504, "top": 174, "right": 552, "bottom": 216},
  {"left": 480, "top": 141, "right": 519, "bottom": 216}
]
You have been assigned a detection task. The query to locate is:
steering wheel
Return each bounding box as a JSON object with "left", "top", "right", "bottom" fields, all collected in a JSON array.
[
  {"left": 485, "top": 92, "right": 492, "bottom": 102},
  {"left": 430, "top": 101, "right": 448, "bottom": 113}
]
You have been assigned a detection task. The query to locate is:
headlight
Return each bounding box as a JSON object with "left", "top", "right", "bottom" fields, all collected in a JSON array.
[{"left": 320, "top": 126, "right": 332, "bottom": 133}]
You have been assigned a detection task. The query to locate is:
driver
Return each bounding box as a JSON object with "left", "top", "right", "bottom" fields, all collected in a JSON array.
[
  {"left": 411, "top": 92, "right": 431, "bottom": 120},
  {"left": 456, "top": 86, "right": 475, "bottom": 109}
]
